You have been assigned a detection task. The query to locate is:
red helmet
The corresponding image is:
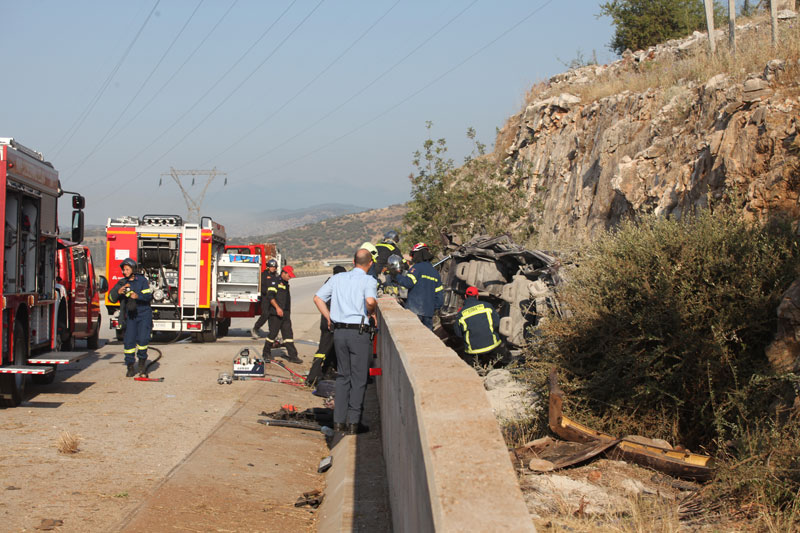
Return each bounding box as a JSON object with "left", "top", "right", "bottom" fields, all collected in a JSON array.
[
  {"left": 410, "top": 242, "right": 428, "bottom": 254},
  {"left": 465, "top": 286, "right": 479, "bottom": 297}
]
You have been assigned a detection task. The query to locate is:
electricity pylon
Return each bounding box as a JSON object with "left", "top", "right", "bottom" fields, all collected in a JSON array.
[{"left": 160, "top": 167, "right": 227, "bottom": 222}]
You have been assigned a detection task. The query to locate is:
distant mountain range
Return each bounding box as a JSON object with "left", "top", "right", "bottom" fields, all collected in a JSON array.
[
  {"left": 240, "top": 204, "right": 408, "bottom": 261},
  {"left": 219, "top": 203, "right": 368, "bottom": 237}
]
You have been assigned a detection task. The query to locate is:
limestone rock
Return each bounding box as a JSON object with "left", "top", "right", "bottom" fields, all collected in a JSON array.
[{"left": 766, "top": 279, "right": 800, "bottom": 373}]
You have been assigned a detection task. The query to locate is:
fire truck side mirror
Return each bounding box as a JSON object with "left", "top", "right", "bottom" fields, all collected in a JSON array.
[
  {"left": 97, "top": 275, "right": 109, "bottom": 294},
  {"left": 71, "top": 210, "right": 84, "bottom": 244},
  {"left": 72, "top": 195, "right": 85, "bottom": 209}
]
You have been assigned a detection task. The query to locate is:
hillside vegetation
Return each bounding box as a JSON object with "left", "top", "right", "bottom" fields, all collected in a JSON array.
[{"left": 240, "top": 204, "right": 407, "bottom": 261}]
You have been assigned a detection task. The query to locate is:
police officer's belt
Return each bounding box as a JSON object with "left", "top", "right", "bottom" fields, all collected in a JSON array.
[{"left": 333, "top": 323, "right": 362, "bottom": 330}]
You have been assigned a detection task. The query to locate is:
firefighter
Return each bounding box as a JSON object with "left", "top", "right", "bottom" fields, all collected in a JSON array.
[
  {"left": 252, "top": 258, "right": 279, "bottom": 338},
  {"left": 108, "top": 258, "right": 153, "bottom": 377},
  {"left": 306, "top": 265, "right": 346, "bottom": 386},
  {"left": 360, "top": 242, "right": 381, "bottom": 281},
  {"left": 395, "top": 242, "right": 444, "bottom": 330},
  {"left": 454, "top": 286, "right": 509, "bottom": 365},
  {"left": 375, "top": 230, "right": 402, "bottom": 274},
  {"left": 262, "top": 265, "right": 301, "bottom": 364}
]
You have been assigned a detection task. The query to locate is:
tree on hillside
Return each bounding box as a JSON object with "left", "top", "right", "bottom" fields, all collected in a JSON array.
[
  {"left": 599, "top": 0, "right": 724, "bottom": 55},
  {"left": 403, "top": 123, "right": 530, "bottom": 254}
]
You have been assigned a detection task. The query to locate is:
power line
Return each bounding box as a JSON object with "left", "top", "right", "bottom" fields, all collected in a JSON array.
[
  {"left": 49, "top": 1, "right": 161, "bottom": 159},
  {"left": 119, "top": 0, "right": 326, "bottom": 185},
  {"left": 198, "top": 0, "right": 401, "bottom": 168},
  {"left": 83, "top": 0, "right": 297, "bottom": 192},
  {"left": 65, "top": 0, "right": 239, "bottom": 173},
  {"left": 229, "top": 0, "right": 479, "bottom": 176},
  {"left": 63, "top": 0, "right": 205, "bottom": 182},
  {"left": 230, "top": 0, "right": 555, "bottom": 190}
]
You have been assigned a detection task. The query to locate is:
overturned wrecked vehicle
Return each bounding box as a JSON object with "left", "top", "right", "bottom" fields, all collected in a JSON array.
[{"left": 433, "top": 233, "right": 565, "bottom": 351}]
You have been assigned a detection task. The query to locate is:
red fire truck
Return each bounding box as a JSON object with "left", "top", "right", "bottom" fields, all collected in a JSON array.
[
  {"left": 0, "top": 138, "right": 87, "bottom": 407},
  {"left": 56, "top": 240, "right": 106, "bottom": 352},
  {"left": 105, "top": 215, "right": 229, "bottom": 342},
  {"left": 219, "top": 242, "right": 283, "bottom": 321}
]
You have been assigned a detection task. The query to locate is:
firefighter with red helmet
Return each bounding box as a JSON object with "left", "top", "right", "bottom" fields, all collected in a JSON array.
[
  {"left": 454, "top": 286, "right": 509, "bottom": 365},
  {"left": 395, "top": 242, "right": 444, "bottom": 330},
  {"left": 262, "top": 265, "right": 301, "bottom": 364},
  {"left": 108, "top": 258, "right": 153, "bottom": 377}
]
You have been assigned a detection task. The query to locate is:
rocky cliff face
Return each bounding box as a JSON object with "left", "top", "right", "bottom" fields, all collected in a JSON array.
[{"left": 497, "top": 24, "right": 800, "bottom": 247}]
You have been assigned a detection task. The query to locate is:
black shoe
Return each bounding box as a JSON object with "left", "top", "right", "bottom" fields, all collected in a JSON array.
[
  {"left": 346, "top": 422, "right": 369, "bottom": 435},
  {"left": 262, "top": 353, "right": 273, "bottom": 362},
  {"left": 137, "top": 359, "right": 147, "bottom": 376},
  {"left": 333, "top": 423, "right": 347, "bottom": 433},
  {"left": 280, "top": 353, "right": 302, "bottom": 364},
  {"left": 126, "top": 365, "right": 136, "bottom": 377}
]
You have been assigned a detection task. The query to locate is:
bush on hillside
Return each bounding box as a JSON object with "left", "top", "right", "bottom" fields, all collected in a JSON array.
[
  {"left": 532, "top": 203, "right": 800, "bottom": 515},
  {"left": 599, "top": 0, "right": 724, "bottom": 55},
  {"left": 404, "top": 123, "right": 531, "bottom": 253}
]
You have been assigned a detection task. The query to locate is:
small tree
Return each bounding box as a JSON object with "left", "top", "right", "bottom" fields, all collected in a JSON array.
[
  {"left": 599, "top": 0, "right": 724, "bottom": 55},
  {"left": 403, "top": 123, "right": 529, "bottom": 253}
]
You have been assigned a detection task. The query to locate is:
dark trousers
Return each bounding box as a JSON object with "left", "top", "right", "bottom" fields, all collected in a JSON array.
[
  {"left": 262, "top": 314, "right": 297, "bottom": 358},
  {"left": 123, "top": 313, "right": 152, "bottom": 365},
  {"left": 418, "top": 315, "right": 433, "bottom": 330},
  {"left": 253, "top": 297, "right": 269, "bottom": 330},
  {"left": 333, "top": 328, "right": 372, "bottom": 425}
]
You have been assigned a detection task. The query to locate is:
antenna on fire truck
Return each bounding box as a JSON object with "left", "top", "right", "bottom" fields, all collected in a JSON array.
[{"left": 160, "top": 167, "right": 227, "bottom": 223}]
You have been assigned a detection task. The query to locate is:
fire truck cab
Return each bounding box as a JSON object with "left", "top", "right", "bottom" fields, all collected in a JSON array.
[
  {"left": 0, "top": 138, "right": 87, "bottom": 407},
  {"left": 56, "top": 240, "right": 106, "bottom": 351},
  {"left": 105, "top": 215, "right": 227, "bottom": 342}
]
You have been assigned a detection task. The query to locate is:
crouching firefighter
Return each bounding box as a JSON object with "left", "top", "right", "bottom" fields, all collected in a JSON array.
[
  {"left": 108, "top": 258, "right": 153, "bottom": 377},
  {"left": 454, "top": 286, "right": 510, "bottom": 366}
]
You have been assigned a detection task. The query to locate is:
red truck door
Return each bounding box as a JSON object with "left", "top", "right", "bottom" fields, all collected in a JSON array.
[{"left": 71, "top": 247, "right": 90, "bottom": 335}]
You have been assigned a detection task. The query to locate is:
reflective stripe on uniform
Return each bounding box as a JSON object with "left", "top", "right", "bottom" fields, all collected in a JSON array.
[
  {"left": 124, "top": 348, "right": 136, "bottom": 354},
  {"left": 136, "top": 344, "right": 148, "bottom": 350},
  {"left": 435, "top": 285, "right": 443, "bottom": 292},
  {"left": 265, "top": 337, "right": 275, "bottom": 342},
  {"left": 267, "top": 287, "right": 277, "bottom": 293},
  {"left": 458, "top": 304, "right": 500, "bottom": 354},
  {"left": 406, "top": 273, "right": 417, "bottom": 284},
  {"left": 421, "top": 274, "right": 438, "bottom": 282},
  {"left": 141, "top": 289, "right": 152, "bottom": 294},
  {"left": 314, "top": 353, "right": 326, "bottom": 358},
  {"left": 283, "top": 338, "right": 294, "bottom": 343}
]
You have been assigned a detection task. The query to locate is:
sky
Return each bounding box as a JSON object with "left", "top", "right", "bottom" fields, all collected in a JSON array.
[{"left": 2, "top": 0, "right": 615, "bottom": 228}]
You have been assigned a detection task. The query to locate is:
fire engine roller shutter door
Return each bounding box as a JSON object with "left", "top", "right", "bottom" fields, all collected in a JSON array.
[{"left": 40, "top": 194, "right": 56, "bottom": 235}]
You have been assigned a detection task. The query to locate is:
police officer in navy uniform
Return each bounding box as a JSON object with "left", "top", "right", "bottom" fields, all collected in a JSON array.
[
  {"left": 395, "top": 242, "right": 444, "bottom": 330},
  {"left": 262, "top": 265, "right": 301, "bottom": 364},
  {"left": 108, "top": 258, "right": 153, "bottom": 377},
  {"left": 454, "top": 286, "right": 509, "bottom": 365},
  {"left": 252, "top": 258, "right": 279, "bottom": 338}
]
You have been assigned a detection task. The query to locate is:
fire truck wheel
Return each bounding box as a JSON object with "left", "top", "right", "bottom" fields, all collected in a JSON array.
[
  {"left": 0, "top": 320, "right": 28, "bottom": 407},
  {"left": 87, "top": 317, "right": 101, "bottom": 350},
  {"left": 218, "top": 318, "right": 230, "bottom": 338},
  {"left": 201, "top": 322, "right": 217, "bottom": 343}
]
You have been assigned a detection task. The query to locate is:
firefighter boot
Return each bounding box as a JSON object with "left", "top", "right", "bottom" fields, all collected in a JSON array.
[
  {"left": 262, "top": 340, "right": 273, "bottom": 361},
  {"left": 281, "top": 343, "right": 302, "bottom": 365},
  {"left": 137, "top": 358, "right": 147, "bottom": 376},
  {"left": 126, "top": 364, "right": 136, "bottom": 378}
]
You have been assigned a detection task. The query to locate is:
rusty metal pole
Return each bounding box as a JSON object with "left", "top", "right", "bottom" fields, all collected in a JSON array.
[
  {"left": 704, "top": 0, "right": 717, "bottom": 54},
  {"left": 728, "top": 0, "right": 736, "bottom": 55},
  {"left": 771, "top": 0, "right": 779, "bottom": 47}
]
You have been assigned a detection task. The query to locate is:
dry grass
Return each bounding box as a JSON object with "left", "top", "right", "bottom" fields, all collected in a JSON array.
[
  {"left": 56, "top": 431, "right": 80, "bottom": 454},
  {"left": 527, "top": 14, "right": 800, "bottom": 109}
]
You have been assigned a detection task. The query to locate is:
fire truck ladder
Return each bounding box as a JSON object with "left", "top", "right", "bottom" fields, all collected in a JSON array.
[{"left": 181, "top": 223, "right": 201, "bottom": 315}]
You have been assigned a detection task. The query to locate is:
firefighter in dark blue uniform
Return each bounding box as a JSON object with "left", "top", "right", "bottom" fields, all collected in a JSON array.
[
  {"left": 262, "top": 265, "right": 301, "bottom": 364},
  {"left": 375, "top": 230, "right": 402, "bottom": 274},
  {"left": 108, "top": 258, "right": 153, "bottom": 377},
  {"left": 252, "top": 258, "right": 279, "bottom": 338},
  {"left": 396, "top": 243, "right": 444, "bottom": 330},
  {"left": 454, "top": 286, "right": 509, "bottom": 365}
]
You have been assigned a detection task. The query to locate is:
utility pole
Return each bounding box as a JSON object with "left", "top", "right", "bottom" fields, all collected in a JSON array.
[
  {"left": 729, "top": 0, "right": 736, "bottom": 55},
  {"left": 704, "top": 0, "right": 717, "bottom": 54},
  {"left": 160, "top": 167, "right": 227, "bottom": 222},
  {"left": 770, "top": 0, "right": 778, "bottom": 47}
]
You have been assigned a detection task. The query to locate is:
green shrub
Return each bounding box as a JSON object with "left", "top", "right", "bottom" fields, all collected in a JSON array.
[{"left": 535, "top": 204, "right": 800, "bottom": 447}]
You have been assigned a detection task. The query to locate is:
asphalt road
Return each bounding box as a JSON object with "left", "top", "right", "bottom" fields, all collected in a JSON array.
[{"left": 0, "top": 274, "right": 333, "bottom": 532}]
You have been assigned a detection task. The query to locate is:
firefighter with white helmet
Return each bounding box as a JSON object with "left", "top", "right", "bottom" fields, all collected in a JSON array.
[{"left": 108, "top": 258, "right": 153, "bottom": 377}]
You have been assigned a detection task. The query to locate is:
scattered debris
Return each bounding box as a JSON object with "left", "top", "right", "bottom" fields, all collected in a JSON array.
[
  {"left": 548, "top": 369, "right": 714, "bottom": 481},
  {"left": 294, "top": 489, "right": 324, "bottom": 508},
  {"left": 318, "top": 456, "right": 332, "bottom": 473},
  {"left": 258, "top": 406, "right": 335, "bottom": 433},
  {"left": 483, "top": 369, "right": 538, "bottom": 421},
  {"left": 6, "top": 486, "right": 20, "bottom": 490}
]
